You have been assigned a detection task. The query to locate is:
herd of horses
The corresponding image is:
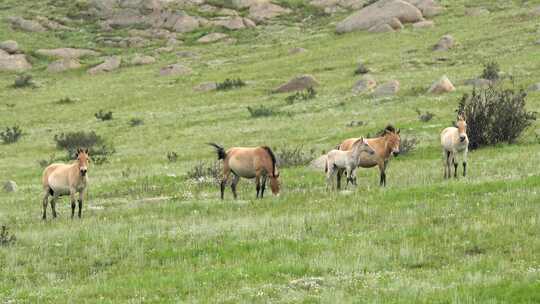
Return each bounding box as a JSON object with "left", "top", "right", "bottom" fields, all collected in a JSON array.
[{"left": 40, "top": 116, "right": 469, "bottom": 220}]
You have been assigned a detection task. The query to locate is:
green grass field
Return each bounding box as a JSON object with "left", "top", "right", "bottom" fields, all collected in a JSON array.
[{"left": 1, "top": 0, "right": 540, "bottom": 302}]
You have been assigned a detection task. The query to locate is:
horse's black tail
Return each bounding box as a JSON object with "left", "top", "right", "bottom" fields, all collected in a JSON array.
[
  {"left": 208, "top": 143, "right": 226, "bottom": 160},
  {"left": 261, "top": 146, "right": 278, "bottom": 177}
]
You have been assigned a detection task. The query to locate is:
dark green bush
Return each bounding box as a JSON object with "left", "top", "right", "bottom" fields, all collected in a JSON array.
[
  {"left": 416, "top": 109, "right": 435, "bottom": 122},
  {"left": 285, "top": 87, "right": 317, "bottom": 104},
  {"left": 13, "top": 74, "right": 35, "bottom": 88},
  {"left": 0, "top": 126, "right": 23, "bottom": 144},
  {"left": 216, "top": 78, "right": 246, "bottom": 91},
  {"left": 57, "top": 97, "right": 80, "bottom": 104},
  {"left": 95, "top": 110, "right": 113, "bottom": 121},
  {"left": 276, "top": 146, "right": 316, "bottom": 167},
  {"left": 186, "top": 161, "right": 221, "bottom": 183},
  {"left": 0, "top": 225, "right": 16, "bottom": 247},
  {"left": 130, "top": 118, "right": 144, "bottom": 127},
  {"left": 399, "top": 137, "right": 418, "bottom": 155},
  {"left": 457, "top": 86, "right": 536, "bottom": 149},
  {"left": 167, "top": 152, "right": 178, "bottom": 163},
  {"left": 54, "top": 131, "right": 115, "bottom": 164},
  {"left": 247, "top": 105, "right": 276, "bottom": 118},
  {"left": 481, "top": 61, "right": 500, "bottom": 81}
]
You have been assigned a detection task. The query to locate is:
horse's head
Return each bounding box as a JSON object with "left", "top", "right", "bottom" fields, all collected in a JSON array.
[
  {"left": 351, "top": 137, "right": 373, "bottom": 156},
  {"left": 76, "top": 148, "right": 90, "bottom": 177},
  {"left": 270, "top": 170, "right": 280, "bottom": 196},
  {"left": 456, "top": 114, "right": 467, "bottom": 142},
  {"left": 384, "top": 126, "right": 401, "bottom": 156}
]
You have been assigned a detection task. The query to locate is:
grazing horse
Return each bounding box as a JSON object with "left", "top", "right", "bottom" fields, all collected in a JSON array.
[
  {"left": 325, "top": 137, "right": 374, "bottom": 189},
  {"left": 41, "top": 148, "right": 90, "bottom": 220},
  {"left": 441, "top": 114, "right": 469, "bottom": 178},
  {"left": 337, "top": 125, "right": 401, "bottom": 188},
  {"left": 208, "top": 143, "right": 280, "bottom": 199}
]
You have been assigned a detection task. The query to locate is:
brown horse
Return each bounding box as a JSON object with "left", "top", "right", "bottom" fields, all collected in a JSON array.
[
  {"left": 41, "top": 148, "right": 90, "bottom": 219},
  {"left": 337, "top": 125, "right": 401, "bottom": 188},
  {"left": 209, "top": 143, "right": 280, "bottom": 199}
]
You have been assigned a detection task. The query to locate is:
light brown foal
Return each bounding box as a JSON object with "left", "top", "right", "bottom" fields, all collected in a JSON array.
[
  {"left": 337, "top": 125, "right": 401, "bottom": 188},
  {"left": 41, "top": 148, "right": 89, "bottom": 219},
  {"left": 209, "top": 143, "right": 280, "bottom": 199}
]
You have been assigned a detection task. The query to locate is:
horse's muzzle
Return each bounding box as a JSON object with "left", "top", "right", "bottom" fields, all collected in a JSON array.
[
  {"left": 80, "top": 170, "right": 87, "bottom": 176},
  {"left": 393, "top": 151, "right": 400, "bottom": 157},
  {"left": 460, "top": 136, "right": 466, "bottom": 142}
]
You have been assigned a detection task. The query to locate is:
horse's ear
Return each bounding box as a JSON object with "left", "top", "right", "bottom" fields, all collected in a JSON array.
[
  {"left": 397, "top": 129, "right": 400, "bottom": 134},
  {"left": 85, "top": 148, "right": 89, "bottom": 154}
]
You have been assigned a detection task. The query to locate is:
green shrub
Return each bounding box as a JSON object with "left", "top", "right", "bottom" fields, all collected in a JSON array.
[
  {"left": 285, "top": 87, "right": 317, "bottom": 104},
  {"left": 57, "top": 97, "right": 80, "bottom": 104},
  {"left": 54, "top": 131, "right": 115, "bottom": 164},
  {"left": 399, "top": 137, "right": 418, "bottom": 155},
  {"left": 130, "top": 118, "right": 144, "bottom": 127},
  {"left": 0, "top": 126, "right": 23, "bottom": 144},
  {"left": 481, "top": 61, "right": 500, "bottom": 81},
  {"left": 276, "top": 146, "right": 316, "bottom": 168},
  {"left": 416, "top": 109, "right": 435, "bottom": 122},
  {"left": 167, "top": 152, "right": 178, "bottom": 163},
  {"left": 13, "top": 74, "right": 35, "bottom": 88},
  {"left": 457, "top": 86, "right": 536, "bottom": 149},
  {"left": 186, "top": 161, "right": 221, "bottom": 183},
  {"left": 95, "top": 110, "right": 113, "bottom": 121},
  {"left": 216, "top": 78, "right": 246, "bottom": 91},
  {"left": 0, "top": 225, "right": 16, "bottom": 247}
]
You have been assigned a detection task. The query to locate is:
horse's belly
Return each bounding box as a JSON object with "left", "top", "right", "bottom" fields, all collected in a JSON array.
[
  {"left": 229, "top": 158, "right": 256, "bottom": 178},
  {"left": 48, "top": 176, "right": 70, "bottom": 196}
]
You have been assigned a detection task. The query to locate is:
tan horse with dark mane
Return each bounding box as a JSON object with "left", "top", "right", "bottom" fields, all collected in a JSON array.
[
  {"left": 41, "top": 148, "right": 90, "bottom": 220},
  {"left": 209, "top": 143, "right": 280, "bottom": 199},
  {"left": 337, "top": 125, "right": 401, "bottom": 188}
]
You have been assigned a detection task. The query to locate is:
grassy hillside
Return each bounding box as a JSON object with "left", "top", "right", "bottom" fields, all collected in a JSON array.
[{"left": 1, "top": 0, "right": 540, "bottom": 302}]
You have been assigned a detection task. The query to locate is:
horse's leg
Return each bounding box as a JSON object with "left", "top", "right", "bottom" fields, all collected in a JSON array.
[
  {"left": 260, "top": 175, "right": 267, "bottom": 198},
  {"left": 69, "top": 189, "right": 76, "bottom": 219},
  {"left": 378, "top": 162, "right": 386, "bottom": 187},
  {"left": 336, "top": 168, "right": 343, "bottom": 190},
  {"left": 255, "top": 171, "right": 262, "bottom": 199},
  {"left": 221, "top": 166, "right": 231, "bottom": 200},
  {"left": 42, "top": 191, "right": 49, "bottom": 220},
  {"left": 231, "top": 174, "right": 240, "bottom": 199},
  {"left": 78, "top": 191, "right": 84, "bottom": 218},
  {"left": 50, "top": 193, "right": 58, "bottom": 219},
  {"left": 443, "top": 150, "right": 448, "bottom": 179},
  {"left": 462, "top": 148, "right": 468, "bottom": 177}
]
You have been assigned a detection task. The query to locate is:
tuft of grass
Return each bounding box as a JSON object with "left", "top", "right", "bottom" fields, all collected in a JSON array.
[
  {"left": 167, "top": 151, "right": 178, "bottom": 163},
  {"left": 129, "top": 118, "right": 144, "bottom": 127},
  {"left": 399, "top": 137, "right": 418, "bottom": 155},
  {"left": 247, "top": 105, "right": 276, "bottom": 118},
  {"left": 13, "top": 74, "right": 35, "bottom": 89},
  {"left": 285, "top": 87, "right": 317, "bottom": 104},
  {"left": 0, "top": 225, "right": 16, "bottom": 247},
  {"left": 0, "top": 126, "right": 23, "bottom": 144},
  {"left": 95, "top": 109, "right": 113, "bottom": 121},
  {"left": 481, "top": 61, "right": 501, "bottom": 81},
  {"left": 186, "top": 161, "right": 221, "bottom": 183},
  {"left": 416, "top": 109, "right": 435, "bottom": 122},
  {"left": 57, "top": 97, "right": 80, "bottom": 104}
]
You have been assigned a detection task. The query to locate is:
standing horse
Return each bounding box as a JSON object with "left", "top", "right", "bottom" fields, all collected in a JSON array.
[
  {"left": 209, "top": 143, "right": 280, "bottom": 199},
  {"left": 41, "top": 148, "right": 90, "bottom": 219},
  {"left": 325, "top": 137, "right": 374, "bottom": 189},
  {"left": 441, "top": 114, "right": 469, "bottom": 178},
  {"left": 337, "top": 125, "right": 401, "bottom": 188}
]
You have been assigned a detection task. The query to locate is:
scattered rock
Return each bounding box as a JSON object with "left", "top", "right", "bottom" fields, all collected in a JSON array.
[
  {"left": 347, "top": 120, "right": 364, "bottom": 127},
  {"left": 155, "top": 46, "right": 174, "bottom": 54},
  {"left": 535, "top": 39, "right": 540, "bottom": 45},
  {"left": 47, "top": 58, "right": 82, "bottom": 73},
  {"left": 0, "top": 40, "right": 19, "bottom": 54},
  {"left": 403, "top": 0, "right": 443, "bottom": 17},
  {"left": 531, "top": 5, "right": 540, "bottom": 16},
  {"left": 289, "top": 47, "right": 307, "bottom": 55},
  {"left": 128, "top": 28, "right": 176, "bottom": 39},
  {"left": 249, "top": 3, "right": 291, "bottom": 23},
  {"left": 373, "top": 80, "right": 400, "bottom": 97},
  {"left": 412, "top": 20, "right": 434, "bottom": 28},
  {"left": 219, "top": 8, "right": 240, "bottom": 16},
  {"left": 387, "top": 17, "right": 404, "bottom": 30},
  {"left": 97, "top": 36, "right": 147, "bottom": 48},
  {"left": 0, "top": 52, "right": 32, "bottom": 72},
  {"left": 88, "top": 56, "right": 121, "bottom": 75},
  {"left": 197, "top": 33, "right": 229, "bottom": 43},
  {"left": 368, "top": 23, "right": 395, "bottom": 33},
  {"left": 166, "top": 38, "right": 182, "bottom": 46},
  {"left": 176, "top": 51, "right": 197, "bottom": 58},
  {"left": 194, "top": 82, "right": 218, "bottom": 92},
  {"left": 231, "top": 0, "right": 268, "bottom": 9},
  {"left": 7, "top": 16, "right": 46, "bottom": 32},
  {"left": 274, "top": 75, "right": 319, "bottom": 93},
  {"left": 465, "top": 7, "right": 489, "bottom": 16},
  {"left": 352, "top": 75, "right": 376, "bottom": 94},
  {"left": 290, "top": 277, "right": 324, "bottom": 290},
  {"left": 36, "top": 48, "right": 99, "bottom": 59},
  {"left": 159, "top": 63, "right": 192, "bottom": 76},
  {"left": 527, "top": 83, "right": 540, "bottom": 92},
  {"left": 433, "top": 35, "right": 455, "bottom": 51},
  {"left": 309, "top": 155, "right": 327, "bottom": 171},
  {"left": 3, "top": 181, "right": 17, "bottom": 193},
  {"left": 212, "top": 17, "right": 246, "bottom": 30},
  {"left": 428, "top": 75, "right": 455, "bottom": 94},
  {"left": 463, "top": 78, "right": 493, "bottom": 88},
  {"left": 131, "top": 54, "right": 156, "bottom": 65},
  {"left": 35, "top": 16, "right": 74, "bottom": 31},
  {"left": 336, "top": 0, "right": 423, "bottom": 33}
]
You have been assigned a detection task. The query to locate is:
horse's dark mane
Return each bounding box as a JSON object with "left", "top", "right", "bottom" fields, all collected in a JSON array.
[
  {"left": 384, "top": 125, "right": 396, "bottom": 133},
  {"left": 261, "top": 146, "right": 277, "bottom": 177}
]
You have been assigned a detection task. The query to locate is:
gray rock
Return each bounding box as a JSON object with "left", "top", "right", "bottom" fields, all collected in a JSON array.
[
  {"left": 368, "top": 23, "right": 395, "bottom": 33},
  {"left": 290, "top": 277, "right": 324, "bottom": 290},
  {"left": 465, "top": 7, "right": 489, "bottom": 16},
  {"left": 352, "top": 75, "right": 376, "bottom": 94},
  {"left": 176, "top": 51, "right": 197, "bottom": 58},
  {"left": 0, "top": 53, "right": 32, "bottom": 72},
  {"left": 231, "top": 0, "right": 268, "bottom": 9},
  {"left": 289, "top": 47, "right": 307, "bottom": 55},
  {"left": 194, "top": 82, "right": 218, "bottom": 92},
  {"left": 354, "top": 62, "right": 369, "bottom": 74},
  {"left": 3, "top": 180, "right": 17, "bottom": 192},
  {"left": 212, "top": 17, "right": 246, "bottom": 30},
  {"left": 463, "top": 78, "right": 493, "bottom": 88},
  {"left": 35, "top": 16, "right": 74, "bottom": 31},
  {"left": 249, "top": 2, "right": 291, "bottom": 23},
  {"left": 336, "top": 0, "right": 423, "bottom": 33},
  {"left": 531, "top": 5, "right": 540, "bottom": 16},
  {"left": 274, "top": 75, "right": 319, "bottom": 93},
  {"left": 159, "top": 63, "right": 192, "bottom": 76},
  {"left": 47, "top": 58, "right": 82, "bottom": 73},
  {"left": 197, "top": 33, "right": 229, "bottom": 43},
  {"left": 527, "top": 83, "right": 540, "bottom": 92},
  {"left": 7, "top": 16, "right": 46, "bottom": 32},
  {"left": 88, "top": 56, "right": 121, "bottom": 75},
  {"left": 0, "top": 40, "right": 19, "bottom": 54},
  {"left": 373, "top": 80, "right": 400, "bottom": 97},
  {"left": 36, "top": 48, "right": 99, "bottom": 59},
  {"left": 412, "top": 20, "right": 434, "bottom": 28},
  {"left": 131, "top": 54, "right": 156, "bottom": 65},
  {"left": 428, "top": 75, "right": 455, "bottom": 94},
  {"left": 433, "top": 35, "right": 455, "bottom": 51},
  {"left": 403, "top": 0, "right": 443, "bottom": 17}
]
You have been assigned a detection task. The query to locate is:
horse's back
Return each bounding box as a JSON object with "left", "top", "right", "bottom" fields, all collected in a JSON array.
[{"left": 339, "top": 138, "right": 360, "bottom": 151}]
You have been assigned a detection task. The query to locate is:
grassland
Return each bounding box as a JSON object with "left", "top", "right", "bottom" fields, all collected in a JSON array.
[{"left": 1, "top": 0, "right": 540, "bottom": 302}]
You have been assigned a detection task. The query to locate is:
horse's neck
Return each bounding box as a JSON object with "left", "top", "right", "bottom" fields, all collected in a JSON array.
[{"left": 379, "top": 136, "right": 392, "bottom": 158}]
